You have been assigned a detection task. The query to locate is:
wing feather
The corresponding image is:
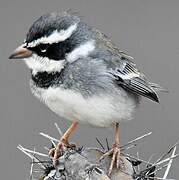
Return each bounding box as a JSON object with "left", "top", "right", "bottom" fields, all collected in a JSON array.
[{"left": 112, "top": 59, "right": 160, "bottom": 102}]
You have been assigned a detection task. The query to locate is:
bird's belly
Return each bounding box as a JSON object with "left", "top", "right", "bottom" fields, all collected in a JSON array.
[{"left": 31, "top": 85, "right": 137, "bottom": 127}]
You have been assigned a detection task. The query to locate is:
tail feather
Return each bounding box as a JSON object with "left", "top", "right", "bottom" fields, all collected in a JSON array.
[{"left": 149, "top": 82, "right": 169, "bottom": 93}]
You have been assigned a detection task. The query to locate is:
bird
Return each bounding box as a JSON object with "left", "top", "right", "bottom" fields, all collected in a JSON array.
[{"left": 9, "top": 11, "right": 165, "bottom": 176}]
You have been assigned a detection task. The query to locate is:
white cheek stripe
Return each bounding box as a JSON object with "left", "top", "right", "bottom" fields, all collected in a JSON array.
[
  {"left": 27, "top": 23, "right": 78, "bottom": 47},
  {"left": 25, "top": 54, "right": 65, "bottom": 75},
  {"left": 66, "top": 40, "right": 95, "bottom": 62}
]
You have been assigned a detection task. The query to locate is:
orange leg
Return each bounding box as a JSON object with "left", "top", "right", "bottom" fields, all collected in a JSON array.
[
  {"left": 100, "top": 122, "right": 121, "bottom": 176},
  {"left": 49, "top": 121, "right": 78, "bottom": 167}
]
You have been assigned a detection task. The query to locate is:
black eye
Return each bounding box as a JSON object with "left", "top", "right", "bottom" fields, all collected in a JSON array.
[{"left": 38, "top": 44, "right": 49, "bottom": 52}]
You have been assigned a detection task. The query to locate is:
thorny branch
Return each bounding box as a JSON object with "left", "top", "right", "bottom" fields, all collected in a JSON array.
[{"left": 17, "top": 123, "right": 178, "bottom": 180}]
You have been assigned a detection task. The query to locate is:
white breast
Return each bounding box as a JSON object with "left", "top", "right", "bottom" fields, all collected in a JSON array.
[{"left": 31, "top": 85, "right": 137, "bottom": 127}]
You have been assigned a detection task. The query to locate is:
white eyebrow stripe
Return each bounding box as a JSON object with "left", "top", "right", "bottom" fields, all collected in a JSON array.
[{"left": 27, "top": 23, "right": 78, "bottom": 47}]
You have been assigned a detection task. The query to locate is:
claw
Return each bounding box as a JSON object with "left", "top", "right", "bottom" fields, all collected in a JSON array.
[
  {"left": 49, "top": 141, "right": 67, "bottom": 166},
  {"left": 49, "top": 141, "right": 76, "bottom": 167},
  {"left": 48, "top": 122, "right": 78, "bottom": 167},
  {"left": 109, "top": 147, "right": 121, "bottom": 176},
  {"left": 99, "top": 149, "right": 113, "bottom": 161},
  {"left": 49, "top": 147, "right": 55, "bottom": 157}
]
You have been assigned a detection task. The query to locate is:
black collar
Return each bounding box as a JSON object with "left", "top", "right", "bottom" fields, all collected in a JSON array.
[{"left": 31, "top": 70, "right": 64, "bottom": 88}]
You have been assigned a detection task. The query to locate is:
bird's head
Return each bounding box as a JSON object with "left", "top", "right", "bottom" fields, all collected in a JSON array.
[{"left": 9, "top": 12, "right": 95, "bottom": 74}]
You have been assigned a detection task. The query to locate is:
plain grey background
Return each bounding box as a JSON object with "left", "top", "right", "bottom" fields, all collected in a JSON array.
[{"left": 0, "top": 0, "right": 179, "bottom": 179}]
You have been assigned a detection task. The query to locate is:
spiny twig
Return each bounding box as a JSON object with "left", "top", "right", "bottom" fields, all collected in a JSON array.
[
  {"left": 121, "top": 144, "right": 137, "bottom": 151},
  {"left": 147, "top": 163, "right": 168, "bottom": 177},
  {"left": 122, "top": 152, "right": 153, "bottom": 166},
  {"left": 17, "top": 123, "right": 178, "bottom": 180},
  {"left": 54, "top": 122, "right": 63, "bottom": 137},
  {"left": 155, "top": 141, "right": 179, "bottom": 164},
  {"left": 163, "top": 146, "right": 177, "bottom": 179},
  {"left": 29, "top": 148, "right": 35, "bottom": 180},
  {"left": 106, "top": 138, "right": 110, "bottom": 151},
  {"left": 96, "top": 137, "right": 105, "bottom": 150},
  {"left": 120, "top": 132, "right": 152, "bottom": 149},
  {"left": 18, "top": 145, "right": 48, "bottom": 158},
  {"left": 136, "top": 152, "right": 140, "bottom": 172},
  {"left": 156, "top": 153, "right": 179, "bottom": 166},
  {"left": 17, "top": 145, "right": 46, "bottom": 169},
  {"left": 39, "top": 132, "right": 59, "bottom": 143},
  {"left": 135, "top": 142, "right": 178, "bottom": 180}
]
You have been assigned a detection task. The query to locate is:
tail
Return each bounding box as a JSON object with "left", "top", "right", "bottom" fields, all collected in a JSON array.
[{"left": 149, "top": 82, "right": 169, "bottom": 93}]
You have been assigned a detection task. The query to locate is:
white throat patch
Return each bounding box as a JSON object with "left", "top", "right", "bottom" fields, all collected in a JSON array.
[
  {"left": 25, "top": 54, "right": 65, "bottom": 75},
  {"left": 27, "top": 23, "right": 78, "bottom": 47}
]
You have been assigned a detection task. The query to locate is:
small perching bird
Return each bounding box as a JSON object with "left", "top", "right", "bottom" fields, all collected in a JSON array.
[{"left": 9, "top": 11, "right": 165, "bottom": 176}]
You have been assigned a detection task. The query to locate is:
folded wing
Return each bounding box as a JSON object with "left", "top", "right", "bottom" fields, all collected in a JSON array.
[{"left": 111, "top": 59, "right": 162, "bottom": 103}]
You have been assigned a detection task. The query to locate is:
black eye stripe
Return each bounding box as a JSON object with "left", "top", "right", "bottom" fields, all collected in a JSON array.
[
  {"left": 26, "top": 37, "right": 76, "bottom": 60},
  {"left": 38, "top": 44, "right": 50, "bottom": 52},
  {"left": 27, "top": 43, "right": 49, "bottom": 52}
]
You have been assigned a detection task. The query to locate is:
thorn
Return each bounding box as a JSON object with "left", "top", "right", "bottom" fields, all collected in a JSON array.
[
  {"left": 121, "top": 144, "right": 137, "bottom": 151},
  {"left": 106, "top": 138, "right": 110, "bottom": 151},
  {"left": 163, "top": 146, "right": 177, "bottom": 179},
  {"left": 156, "top": 153, "right": 179, "bottom": 166},
  {"left": 146, "top": 177, "right": 175, "bottom": 180},
  {"left": 44, "top": 146, "right": 50, "bottom": 151},
  {"left": 147, "top": 164, "right": 168, "bottom": 177},
  {"left": 39, "top": 132, "right": 59, "bottom": 142},
  {"left": 120, "top": 132, "right": 152, "bottom": 149},
  {"left": 155, "top": 141, "right": 179, "bottom": 164},
  {"left": 122, "top": 152, "right": 153, "bottom": 166},
  {"left": 96, "top": 137, "right": 105, "bottom": 150},
  {"left": 50, "top": 140, "right": 56, "bottom": 148},
  {"left": 54, "top": 122, "right": 63, "bottom": 136},
  {"left": 17, "top": 145, "right": 46, "bottom": 169},
  {"left": 18, "top": 145, "right": 48, "bottom": 157},
  {"left": 29, "top": 148, "right": 35, "bottom": 180},
  {"left": 31, "top": 161, "right": 52, "bottom": 164},
  {"left": 136, "top": 152, "right": 140, "bottom": 172},
  {"left": 147, "top": 154, "right": 155, "bottom": 167}
]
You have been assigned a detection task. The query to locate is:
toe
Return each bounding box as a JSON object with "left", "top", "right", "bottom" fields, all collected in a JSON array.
[
  {"left": 49, "top": 141, "right": 76, "bottom": 167},
  {"left": 108, "top": 149, "right": 117, "bottom": 176},
  {"left": 99, "top": 149, "right": 113, "bottom": 161},
  {"left": 116, "top": 150, "right": 121, "bottom": 169},
  {"left": 49, "top": 147, "right": 55, "bottom": 157},
  {"left": 52, "top": 149, "right": 61, "bottom": 167},
  {"left": 53, "top": 155, "right": 59, "bottom": 167},
  {"left": 108, "top": 147, "right": 121, "bottom": 176}
]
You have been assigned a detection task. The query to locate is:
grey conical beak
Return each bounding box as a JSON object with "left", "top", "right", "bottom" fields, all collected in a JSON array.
[{"left": 9, "top": 45, "right": 32, "bottom": 59}]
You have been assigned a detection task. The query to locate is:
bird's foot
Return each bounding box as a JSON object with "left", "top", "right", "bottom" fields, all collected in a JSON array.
[
  {"left": 49, "top": 139, "right": 76, "bottom": 167},
  {"left": 100, "top": 144, "right": 121, "bottom": 176}
]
